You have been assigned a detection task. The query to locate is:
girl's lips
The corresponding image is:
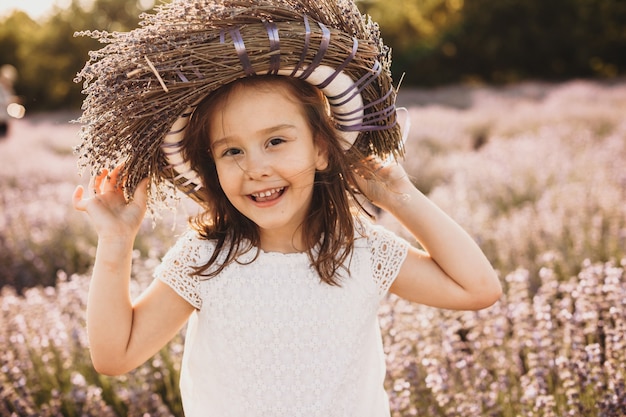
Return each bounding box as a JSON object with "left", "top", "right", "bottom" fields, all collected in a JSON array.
[{"left": 249, "top": 187, "right": 286, "bottom": 203}]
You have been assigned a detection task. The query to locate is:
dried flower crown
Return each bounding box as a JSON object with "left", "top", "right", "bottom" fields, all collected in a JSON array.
[{"left": 74, "top": 0, "right": 403, "bottom": 211}]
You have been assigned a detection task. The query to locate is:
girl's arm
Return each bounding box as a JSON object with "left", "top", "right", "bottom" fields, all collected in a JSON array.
[
  {"left": 73, "top": 167, "right": 194, "bottom": 375},
  {"left": 358, "top": 158, "right": 502, "bottom": 310}
]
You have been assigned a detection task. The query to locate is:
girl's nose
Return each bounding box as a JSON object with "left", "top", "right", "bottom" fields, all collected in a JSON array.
[{"left": 241, "top": 155, "right": 272, "bottom": 179}]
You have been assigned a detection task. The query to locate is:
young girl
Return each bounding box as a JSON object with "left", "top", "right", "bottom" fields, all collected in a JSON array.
[{"left": 72, "top": 1, "right": 501, "bottom": 416}]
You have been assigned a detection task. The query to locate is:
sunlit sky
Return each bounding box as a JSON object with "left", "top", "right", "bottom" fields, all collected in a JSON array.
[
  {"left": 0, "top": 0, "right": 155, "bottom": 20},
  {"left": 0, "top": 0, "right": 70, "bottom": 19}
]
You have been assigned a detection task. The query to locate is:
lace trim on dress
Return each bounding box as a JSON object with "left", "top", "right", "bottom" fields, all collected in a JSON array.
[
  {"left": 154, "top": 230, "right": 206, "bottom": 309},
  {"left": 364, "top": 221, "right": 410, "bottom": 297}
]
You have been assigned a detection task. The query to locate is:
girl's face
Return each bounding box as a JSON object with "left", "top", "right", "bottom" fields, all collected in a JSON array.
[{"left": 208, "top": 83, "right": 328, "bottom": 253}]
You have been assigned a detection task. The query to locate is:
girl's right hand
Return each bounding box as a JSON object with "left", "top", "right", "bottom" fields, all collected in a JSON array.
[{"left": 73, "top": 165, "right": 148, "bottom": 240}]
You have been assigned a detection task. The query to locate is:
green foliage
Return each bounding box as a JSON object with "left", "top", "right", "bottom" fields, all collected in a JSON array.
[
  {"left": 448, "top": 0, "right": 626, "bottom": 83},
  {"left": 359, "top": 0, "right": 464, "bottom": 50},
  {"left": 361, "top": 0, "right": 626, "bottom": 85},
  {"left": 0, "top": 0, "right": 164, "bottom": 111}
]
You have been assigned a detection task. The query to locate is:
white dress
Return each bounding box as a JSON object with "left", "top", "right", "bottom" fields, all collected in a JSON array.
[{"left": 156, "top": 220, "right": 409, "bottom": 417}]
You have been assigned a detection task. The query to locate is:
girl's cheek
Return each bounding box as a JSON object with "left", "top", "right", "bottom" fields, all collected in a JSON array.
[{"left": 215, "top": 160, "right": 245, "bottom": 183}]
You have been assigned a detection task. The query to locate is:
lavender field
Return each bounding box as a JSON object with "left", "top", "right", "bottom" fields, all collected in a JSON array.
[{"left": 1, "top": 79, "right": 625, "bottom": 416}]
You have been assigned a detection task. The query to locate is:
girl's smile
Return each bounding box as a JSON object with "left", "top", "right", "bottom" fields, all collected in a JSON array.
[
  {"left": 209, "top": 84, "right": 328, "bottom": 252},
  {"left": 249, "top": 186, "right": 286, "bottom": 203}
]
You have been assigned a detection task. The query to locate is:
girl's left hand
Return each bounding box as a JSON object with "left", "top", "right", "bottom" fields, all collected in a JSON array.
[{"left": 353, "top": 155, "right": 414, "bottom": 210}]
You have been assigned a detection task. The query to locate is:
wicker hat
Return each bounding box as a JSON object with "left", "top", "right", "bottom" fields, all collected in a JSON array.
[{"left": 75, "top": 0, "right": 403, "bottom": 210}]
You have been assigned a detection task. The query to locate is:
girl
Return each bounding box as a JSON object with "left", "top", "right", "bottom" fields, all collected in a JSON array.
[
  {"left": 73, "top": 75, "right": 501, "bottom": 416},
  {"left": 72, "top": 1, "right": 501, "bottom": 415}
]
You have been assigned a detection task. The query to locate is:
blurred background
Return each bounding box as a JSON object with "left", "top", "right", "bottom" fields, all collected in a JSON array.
[
  {"left": 1, "top": 1, "right": 625, "bottom": 416},
  {"left": 0, "top": 0, "right": 624, "bottom": 113}
]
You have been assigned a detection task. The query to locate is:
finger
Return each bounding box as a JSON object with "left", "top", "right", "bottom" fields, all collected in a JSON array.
[
  {"left": 73, "top": 185, "right": 87, "bottom": 211},
  {"left": 94, "top": 168, "right": 109, "bottom": 194},
  {"left": 366, "top": 155, "right": 386, "bottom": 171},
  {"left": 354, "top": 156, "right": 384, "bottom": 180},
  {"left": 131, "top": 178, "right": 149, "bottom": 209},
  {"left": 89, "top": 173, "right": 97, "bottom": 195}
]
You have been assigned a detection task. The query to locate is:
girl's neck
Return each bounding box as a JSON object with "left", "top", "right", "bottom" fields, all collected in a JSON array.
[{"left": 259, "top": 229, "right": 306, "bottom": 254}]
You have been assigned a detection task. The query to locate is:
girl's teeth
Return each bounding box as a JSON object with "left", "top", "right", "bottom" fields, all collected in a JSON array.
[{"left": 253, "top": 188, "right": 283, "bottom": 198}]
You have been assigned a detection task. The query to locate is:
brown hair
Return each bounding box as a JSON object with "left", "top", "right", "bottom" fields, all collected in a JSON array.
[{"left": 182, "top": 76, "right": 371, "bottom": 285}]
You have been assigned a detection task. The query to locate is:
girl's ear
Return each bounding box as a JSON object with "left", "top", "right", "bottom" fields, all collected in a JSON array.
[{"left": 314, "top": 136, "right": 329, "bottom": 171}]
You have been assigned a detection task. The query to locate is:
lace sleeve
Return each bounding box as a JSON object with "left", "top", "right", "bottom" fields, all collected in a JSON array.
[
  {"left": 154, "top": 230, "right": 208, "bottom": 310},
  {"left": 365, "top": 222, "right": 410, "bottom": 298}
]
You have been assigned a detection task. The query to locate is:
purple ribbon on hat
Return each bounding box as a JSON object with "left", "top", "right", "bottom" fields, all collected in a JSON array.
[
  {"left": 229, "top": 28, "right": 255, "bottom": 77},
  {"left": 264, "top": 22, "right": 281, "bottom": 75},
  {"left": 219, "top": 13, "right": 393, "bottom": 136},
  {"left": 299, "top": 22, "right": 331, "bottom": 80},
  {"left": 290, "top": 15, "right": 312, "bottom": 77},
  {"left": 316, "top": 37, "right": 358, "bottom": 89}
]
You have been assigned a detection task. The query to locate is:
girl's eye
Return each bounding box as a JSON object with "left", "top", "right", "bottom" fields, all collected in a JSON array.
[
  {"left": 222, "top": 148, "right": 242, "bottom": 157},
  {"left": 268, "top": 137, "right": 286, "bottom": 147}
]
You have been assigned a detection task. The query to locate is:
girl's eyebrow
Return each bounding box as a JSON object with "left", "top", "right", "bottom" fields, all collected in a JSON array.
[{"left": 210, "top": 123, "right": 297, "bottom": 150}]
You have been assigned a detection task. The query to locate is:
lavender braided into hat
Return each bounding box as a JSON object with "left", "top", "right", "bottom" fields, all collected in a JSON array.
[{"left": 75, "top": 0, "right": 403, "bottom": 210}]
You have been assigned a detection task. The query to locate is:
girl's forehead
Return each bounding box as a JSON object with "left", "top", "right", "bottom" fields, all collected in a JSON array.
[
  {"left": 218, "top": 88, "right": 301, "bottom": 119},
  {"left": 232, "top": 80, "right": 301, "bottom": 103},
  {"left": 208, "top": 85, "right": 309, "bottom": 141},
  {"left": 222, "top": 77, "right": 311, "bottom": 105}
]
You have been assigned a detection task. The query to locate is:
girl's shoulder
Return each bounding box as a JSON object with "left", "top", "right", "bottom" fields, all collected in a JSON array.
[
  {"left": 156, "top": 226, "right": 255, "bottom": 308},
  {"left": 353, "top": 216, "right": 408, "bottom": 248},
  {"left": 154, "top": 228, "right": 219, "bottom": 309},
  {"left": 167, "top": 228, "right": 218, "bottom": 264}
]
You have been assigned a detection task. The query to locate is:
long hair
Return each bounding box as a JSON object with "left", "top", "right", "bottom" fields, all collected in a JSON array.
[{"left": 182, "top": 76, "right": 371, "bottom": 285}]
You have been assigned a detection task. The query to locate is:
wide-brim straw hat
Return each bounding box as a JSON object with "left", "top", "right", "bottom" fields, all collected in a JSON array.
[{"left": 75, "top": 0, "right": 404, "bottom": 211}]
